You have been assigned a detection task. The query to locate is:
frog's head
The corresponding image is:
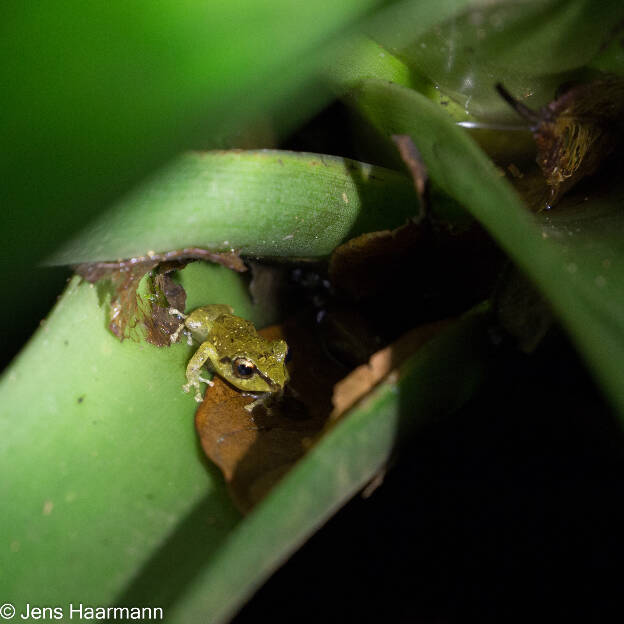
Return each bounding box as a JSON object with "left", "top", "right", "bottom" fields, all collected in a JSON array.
[{"left": 217, "top": 338, "right": 290, "bottom": 393}]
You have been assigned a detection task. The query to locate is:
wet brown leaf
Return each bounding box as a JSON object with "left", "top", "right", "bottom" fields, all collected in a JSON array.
[
  {"left": 76, "top": 248, "right": 246, "bottom": 343},
  {"left": 498, "top": 79, "right": 624, "bottom": 207},
  {"left": 195, "top": 318, "right": 345, "bottom": 513}
]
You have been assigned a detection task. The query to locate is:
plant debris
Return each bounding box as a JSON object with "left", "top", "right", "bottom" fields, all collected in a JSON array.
[
  {"left": 391, "top": 134, "right": 428, "bottom": 214},
  {"left": 76, "top": 248, "right": 246, "bottom": 343},
  {"left": 497, "top": 79, "right": 624, "bottom": 207}
]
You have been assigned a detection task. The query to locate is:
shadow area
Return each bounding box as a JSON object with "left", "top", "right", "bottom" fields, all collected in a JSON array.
[
  {"left": 234, "top": 329, "right": 624, "bottom": 623},
  {"left": 114, "top": 485, "right": 241, "bottom": 613}
]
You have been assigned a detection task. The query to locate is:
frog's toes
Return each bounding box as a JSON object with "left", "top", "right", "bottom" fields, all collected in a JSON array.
[
  {"left": 168, "top": 307, "right": 187, "bottom": 319},
  {"left": 198, "top": 376, "right": 214, "bottom": 386},
  {"left": 194, "top": 391, "right": 203, "bottom": 403}
]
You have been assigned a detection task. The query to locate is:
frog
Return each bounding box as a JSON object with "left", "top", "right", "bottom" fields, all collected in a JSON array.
[{"left": 169, "top": 304, "right": 289, "bottom": 411}]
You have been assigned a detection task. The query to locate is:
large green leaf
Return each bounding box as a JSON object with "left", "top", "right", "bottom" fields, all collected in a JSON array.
[
  {"left": 348, "top": 79, "right": 624, "bottom": 419},
  {"left": 47, "top": 150, "right": 418, "bottom": 265}
]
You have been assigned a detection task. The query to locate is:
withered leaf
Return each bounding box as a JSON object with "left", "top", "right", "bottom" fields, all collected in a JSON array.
[
  {"left": 76, "top": 247, "right": 247, "bottom": 343},
  {"left": 391, "top": 134, "right": 428, "bottom": 210},
  {"left": 498, "top": 79, "right": 624, "bottom": 207},
  {"left": 329, "top": 219, "right": 500, "bottom": 328},
  {"left": 195, "top": 318, "right": 345, "bottom": 513},
  {"left": 144, "top": 273, "right": 187, "bottom": 347}
]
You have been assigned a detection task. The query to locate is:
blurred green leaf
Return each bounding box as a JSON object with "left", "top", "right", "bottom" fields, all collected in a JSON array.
[
  {"left": 349, "top": 78, "right": 624, "bottom": 419},
  {"left": 1, "top": 0, "right": 390, "bottom": 327}
]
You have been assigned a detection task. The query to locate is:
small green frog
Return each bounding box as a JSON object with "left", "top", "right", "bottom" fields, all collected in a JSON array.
[{"left": 169, "top": 304, "right": 289, "bottom": 410}]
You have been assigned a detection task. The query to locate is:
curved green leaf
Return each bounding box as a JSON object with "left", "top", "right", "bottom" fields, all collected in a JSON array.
[{"left": 47, "top": 150, "right": 418, "bottom": 265}]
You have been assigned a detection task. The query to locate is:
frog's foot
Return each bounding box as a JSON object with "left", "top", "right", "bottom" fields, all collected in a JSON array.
[
  {"left": 244, "top": 393, "right": 270, "bottom": 413},
  {"left": 181, "top": 381, "right": 203, "bottom": 403},
  {"left": 170, "top": 325, "right": 184, "bottom": 344},
  {"left": 182, "top": 376, "right": 214, "bottom": 403},
  {"left": 168, "top": 308, "right": 187, "bottom": 319},
  {"left": 168, "top": 308, "right": 188, "bottom": 343}
]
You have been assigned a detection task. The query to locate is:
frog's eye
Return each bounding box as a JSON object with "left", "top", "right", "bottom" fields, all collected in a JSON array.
[{"left": 232, "top": 357, "right": 256, "bottom": 379}]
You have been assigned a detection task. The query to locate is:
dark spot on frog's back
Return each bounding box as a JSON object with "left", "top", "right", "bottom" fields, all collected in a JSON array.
[{"left": 77, "top": 395, "right": 85, "bottom": 404}]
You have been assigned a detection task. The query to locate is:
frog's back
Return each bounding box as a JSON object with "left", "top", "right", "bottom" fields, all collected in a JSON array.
[
  {"left": 185, "top": 304, "right": 234, "bottom": 342},
  {"left": 208, "top": 314, "right": 259, "bottom": 360}
]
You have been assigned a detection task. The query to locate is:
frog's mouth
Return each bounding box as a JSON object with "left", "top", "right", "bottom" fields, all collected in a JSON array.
[{"left": 252, "top": 369, "right": 280, "bottom": 390}]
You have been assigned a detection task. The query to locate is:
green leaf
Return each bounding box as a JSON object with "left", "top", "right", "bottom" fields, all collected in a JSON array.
[
  {"left": 47, "top": 150, "right": 419, "bottom": 265},
  {"left": 348, "top": 78, "right": 624, "bottom": 420}
]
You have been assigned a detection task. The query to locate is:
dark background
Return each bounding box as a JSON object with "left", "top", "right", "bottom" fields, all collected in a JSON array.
[{"left": 234, "top": 331, "right": 623, "bottom": 622}]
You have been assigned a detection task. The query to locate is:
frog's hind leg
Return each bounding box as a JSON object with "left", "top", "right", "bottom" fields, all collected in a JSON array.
[{"left": 183, "top": 340, "right": 218, "bottom": 403}]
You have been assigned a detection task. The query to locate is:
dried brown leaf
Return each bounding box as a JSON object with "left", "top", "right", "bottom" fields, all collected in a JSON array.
[{"left": 330, "top": 319, "right": 453, "bottom": 422}]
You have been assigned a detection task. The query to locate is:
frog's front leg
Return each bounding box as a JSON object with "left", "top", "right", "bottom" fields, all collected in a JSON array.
[{"left": 183, "top": 340, "right": 218, "bottom": 403}]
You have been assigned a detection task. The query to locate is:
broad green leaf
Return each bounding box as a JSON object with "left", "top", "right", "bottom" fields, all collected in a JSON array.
[
  {"left": 47, "top": 150, "right": 418, "bottom": 265},
  {"left": 349, "top": 79, "right": 624, "bottom": 419},
  {"left": 325, "top": 35, "right": 472, "bottom": 123}
]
